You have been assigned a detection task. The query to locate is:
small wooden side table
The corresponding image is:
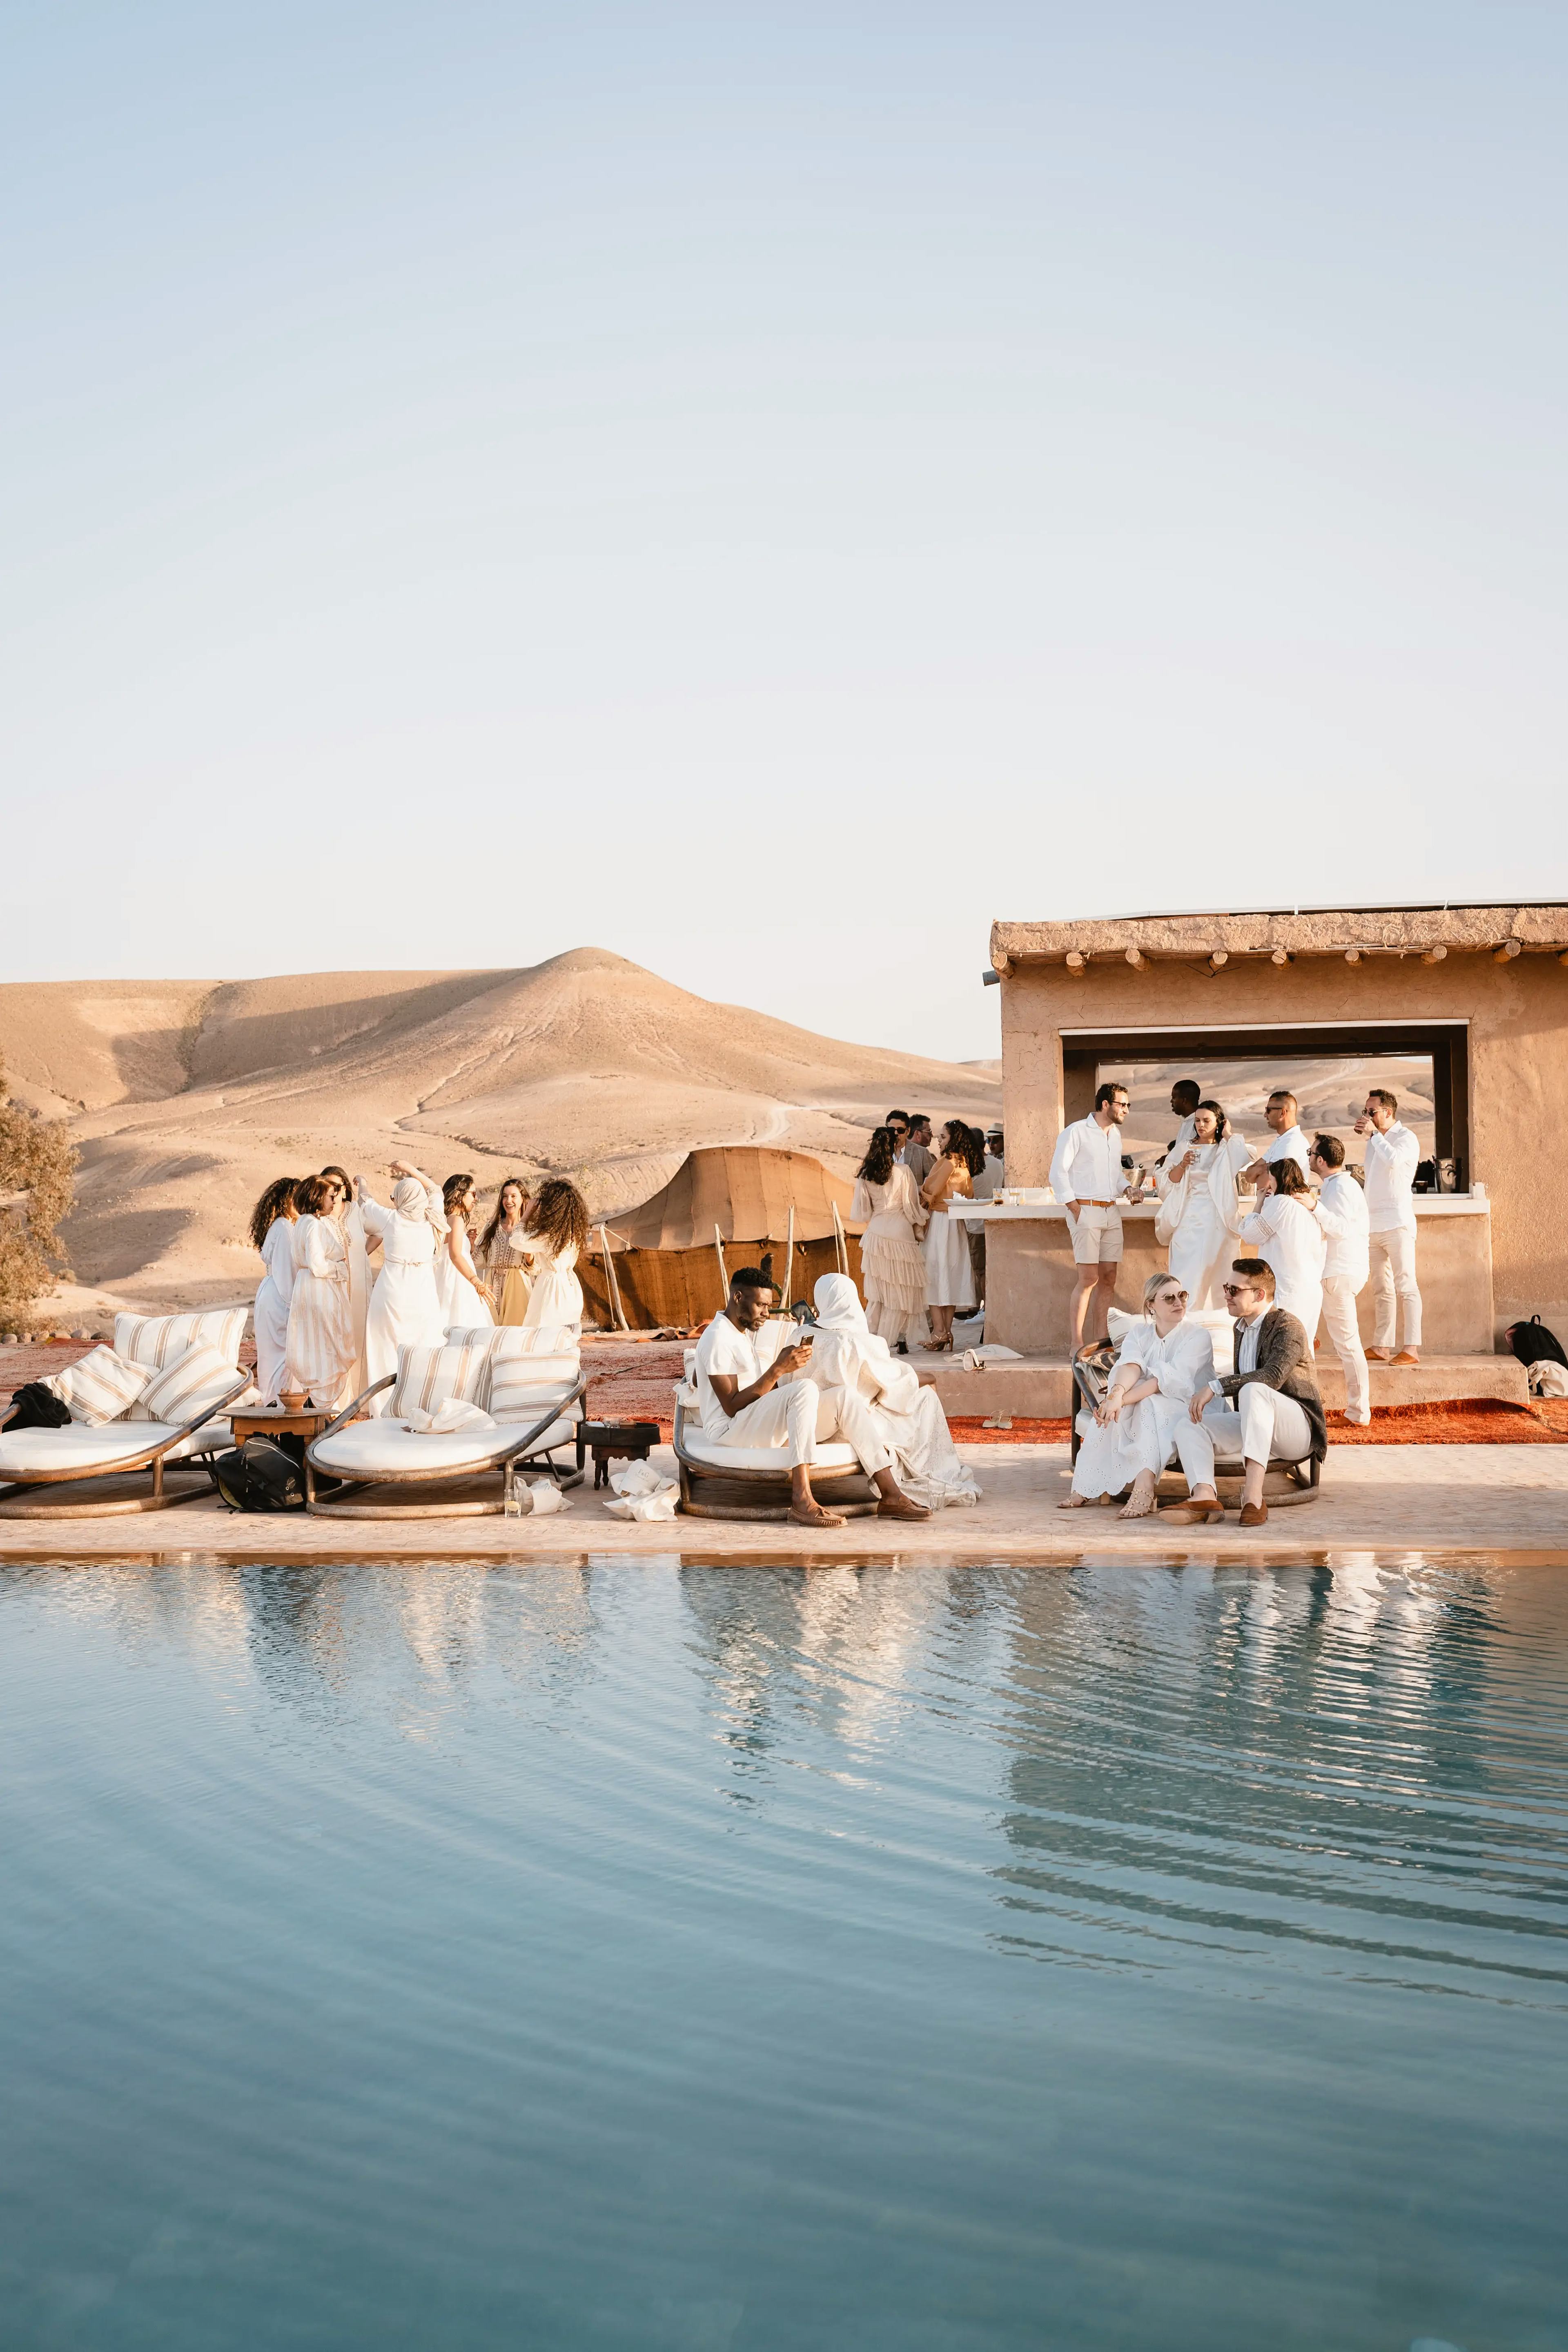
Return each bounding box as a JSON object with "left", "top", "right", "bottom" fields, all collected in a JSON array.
[
  {"left": 230, "top": 1404, "right": 352, "bottom": 1449},
  {"left": 580, "top": 1419, "right": 662, "bottom": 1490}
]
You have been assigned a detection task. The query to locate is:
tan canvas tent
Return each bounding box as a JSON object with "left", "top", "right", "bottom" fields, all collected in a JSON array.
[{"left": 581, "top": 1147, "right": 865, "bottom": 1330}]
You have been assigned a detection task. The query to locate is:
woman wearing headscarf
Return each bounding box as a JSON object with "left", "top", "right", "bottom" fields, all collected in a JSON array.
[
  {"left": 1060, "top": 1270, "right": 1216, "bottom": 1519},
  {"left": 476, "top": 1178, "right": 534, "bottom": 1324},
  {"left": 359, "top": 1163, "right": 451, "bottom": 1398},
  {"left": 851, "top": 1125, "right": 929, "bottom": 1351},
  {"left": 434, "top": 1172, "right": 495, "bottom": 1332},
  {"left": 248, "top": 1175, "right": 299, "bottom": 1405},
  {"left": 1239, "top": 1157, "right": 1326, "bottom": 1338},
  {"left": 1152, "top": 1098, "right": 1252, "bottom": 1310},
  {"left": 807, "top": 1274, "right": 980, "bottom": 1510},
  {"left": 284, "top": 1174, "right": 356, "bottom": 1409}
]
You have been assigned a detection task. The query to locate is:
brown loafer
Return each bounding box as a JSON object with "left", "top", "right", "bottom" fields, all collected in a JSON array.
[
  {"left": 1392, "top": 1349, "right": 1420, "bottom": 1365},
  {"left": 877, "top": 1493, "right": 931, "bottom": 1520},
  {"left": 788, "top": 1501, "right": 846, "bottom": 1528},
  {"left": 1238, "top": 1501, "right": 1268, "bottom": 1527},
  {"left": 1159, "top": 1501, "right": 1224, "bottom": 1525}
]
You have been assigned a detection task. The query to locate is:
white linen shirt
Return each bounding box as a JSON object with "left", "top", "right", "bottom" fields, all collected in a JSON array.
[
  {"left": 694, "top": 1312, "right": 798, "bottom": 1439},
  {"left": 1263, "top": 1126, "right": 1311, "bottom": 1174},
  {"left": 1048, "top": 1117, "right": 1129, "bottom": 1207},
  {"left": 1314, "top": 1170, "right": 1371, "bottom": 1287},
  {"left": 1363, "top": 1122, "right": 1420, "bottom": 1233},
  {"left": 1235, "top": 1310, "right": 1268, "bottom": 1375}
]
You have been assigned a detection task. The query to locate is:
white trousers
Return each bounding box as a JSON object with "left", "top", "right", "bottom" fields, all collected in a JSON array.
[
  {"left": 708, "top": 1379, "right": 893, "bottom": 1477},
  {"left": 1319, "top": 1273, "right": 1370, "bottom": 1422},
  {"left": 1368, "top": 1228, "right": 1421, "bottom": 1350},
  {"left": 1174, "top": 1385, "right": 1314, "bottom": 1485}
]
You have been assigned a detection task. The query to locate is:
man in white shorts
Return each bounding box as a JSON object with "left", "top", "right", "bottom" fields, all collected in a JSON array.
[
  {"left": 694, "top": 1268, "right": 929, "bottom": 1528},
  {"left": 1048, "top": 1082, "right": 1133, "bottom": 1352}
]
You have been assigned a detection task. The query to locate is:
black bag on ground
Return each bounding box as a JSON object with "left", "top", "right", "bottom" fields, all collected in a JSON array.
[
  {"left": 1504, "top": 1315, "right": 1568, "bottom": 1371},
  {"left": 211, "top": 1433, "right": 307, "bottom": 1512},
  {"left": 2, "top": 1381, "right": 72, "bottom": 1433}
]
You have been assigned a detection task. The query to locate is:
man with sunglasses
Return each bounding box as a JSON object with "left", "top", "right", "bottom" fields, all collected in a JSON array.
[{"left": 1164, "top": 1257, "right": 1326, "bottom": 1527}]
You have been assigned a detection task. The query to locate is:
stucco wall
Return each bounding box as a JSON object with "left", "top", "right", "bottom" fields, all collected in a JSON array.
[{"left": 998, "top": 952, "right": 1568, "bottom": 1341}]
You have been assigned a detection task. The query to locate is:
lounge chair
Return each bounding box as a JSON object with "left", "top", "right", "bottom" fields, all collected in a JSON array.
[
  {"left": 0, "top": 1373, "right": 251, "bottom": 1518},
  {"left": 303, "top": 1331, "right": 588, "bottom": 1517},
  {"left": 671, "top": 1355, "right": 876, "bottom": 1521}
]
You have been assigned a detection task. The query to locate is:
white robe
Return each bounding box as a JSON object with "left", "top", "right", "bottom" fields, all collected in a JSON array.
[
  {"left": 1238, "top": 1196, "right": 1326, "bottom": 1339},
  {"left": 435, "top": 1214, "right": 495, "bottom": 1334},
  {"left": 361, "top": 1193, "right": 449, "bottom": 1401},
  {"left": 807, "top": 1277, "right": 980, "bottom": 1509},
  {"left": 1072, "top": 1318, "right": 1216, "bottom": 1499},
  {"left": 253, "top": 1216, "right": 296, "bottom": 1405},
  {"left": 1155, "top": 1135, "right": 1252, "bottom": 1308},
  {"left": 520, "top": 1238, "right": 582, "bottom": 1339}
]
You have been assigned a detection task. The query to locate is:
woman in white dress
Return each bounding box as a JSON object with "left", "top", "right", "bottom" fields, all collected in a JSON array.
[
  {"left": 284, "top": 1174, "right": 356, "bottom": 1409},
  {"left": 248, "top": 1175, "right": 300, "bottom": 1405},
  {"left": 519, "top": 1179, "right": 588, "bottom": 1337},
  {"left": 1239, "top": 1158, "right": 1326, "bottom": 1337},
  {"left": 321, "top": 1165, "right": 371, "bottom": 1395},
  {"left": 1061, "top": 1270, "right": 1217, "bottom": 1519},
  {"left": 476, "top": 1178, "right": 534, "bottom": 1325},
  {"left": 808, "top": 1275, "right": 979, "bottom": 1510},
  {"left": 434, "top": 1172, "right": 495, "bottom": 1333},
  {"left": 920, "top": 1122, "right": 982, "bottom": 1350},
  {"left": 358, "top": 1165, "right": 450, "bottom": 1396},
  {"left": 851, "top": 1126, "right": 929, "bottom": 1350},
  {"left": 1153, "top": 1099, "right": 1253, "bottom": 1310}
]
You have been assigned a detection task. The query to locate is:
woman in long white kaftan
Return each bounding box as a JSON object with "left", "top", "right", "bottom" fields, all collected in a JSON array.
[
  {"left": 321, "top": 1166, "right": 371, "bottom": 1395},
  {"left": 1239, "top": 1159, "right": 1326, "bottom": 1338},
  {"left": 248, "top": 1175, "right": 299, "bottom": 1405},
  {"left": 1062, "top": 1271, "right": 1216, "bottom": 1519},
  {"left": 1153, "top": 1100, "right": 1253, "bottom": 1309},
  {"left": 808, "top": 1275, "right": 980, "bottom": 1510},
  {"left": 851, "top": 1127, "right": 929, "bottom": 1348},
  {"left": 284, "top": 1176, "right": 356, "bottom": 1408},
  {"left": 433, "top": 1172, "right": 495, "bottom": 1334},
  {"left": 359, "top": 1167, "right": 449, "bottom": 1397},
  {"left": 519, "top": 1179, "right": 588, "bottom": 1338}
]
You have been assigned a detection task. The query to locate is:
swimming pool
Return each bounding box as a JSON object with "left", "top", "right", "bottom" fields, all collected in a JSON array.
[{"left": 2, "top": 1556, "right": 1564, "bottom": 2350}]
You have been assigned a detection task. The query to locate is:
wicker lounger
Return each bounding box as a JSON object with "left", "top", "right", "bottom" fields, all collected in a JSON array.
[
  {"left": 671, "top": 1390, "right": 877, "bottom": 1522},
  {"left": 0, "top": 1372, "right": 251, "bottom": 1519},
  {"left": 303, "top": 1372, "right": 589, "bottom": 1518},
  {"left": 1069, "top": 1349, "right": 1321, "bottom": 1507}
]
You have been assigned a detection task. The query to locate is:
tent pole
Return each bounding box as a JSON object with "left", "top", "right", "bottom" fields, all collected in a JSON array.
[
  {"left": 714, "top": 1223, "right": 730, "bottom": 1309},
  {"left": 599, "top": 1223, "right": 629, "bottom": 1333},
  {"left": 831, "top": 1199, "right": 847, "bottom": 1276},
  {"left": 783, "top": 1205, "right": 795, "bottom": 1312}
]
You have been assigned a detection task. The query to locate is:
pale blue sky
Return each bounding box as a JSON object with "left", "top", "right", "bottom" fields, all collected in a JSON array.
[{"left": 2, "top": 3, "right": 1564, "bottom": 1060}]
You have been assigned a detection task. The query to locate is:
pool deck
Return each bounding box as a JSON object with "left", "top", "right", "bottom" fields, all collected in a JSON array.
[{"left": 0, "top": 1442, "right": 1563, "bottom": 1567}]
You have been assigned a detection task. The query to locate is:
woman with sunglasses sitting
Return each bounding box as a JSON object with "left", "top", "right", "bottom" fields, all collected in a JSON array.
[{"left": 1060, "top": 1271, "right": 1216, "bottom": 1519}]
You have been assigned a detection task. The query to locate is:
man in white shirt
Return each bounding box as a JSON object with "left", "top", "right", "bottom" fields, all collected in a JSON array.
[
  {"left": 1049, "top": 1082, "right": 1132, "bottom": 1351},
  {"left": 693, "top": 1268, "right": 929, "bottom": 1527},
  {"left": 1309, "top": 1132, "right": 1371, "bottom": 1425},
  {"left": 1245, "top": 1090, "right": 1311, "bottom": 1185},
  {"left": 1354, "top": 1088, "right": 1422, "bottom": 1363}
]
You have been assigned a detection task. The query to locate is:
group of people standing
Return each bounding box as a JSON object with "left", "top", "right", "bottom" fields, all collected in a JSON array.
[
  {"left": 247, "top": 1163, "right": 589, "bottom": 1410},
  {"left": 1052, "top": 1076, "right": 1425, "bottom": 1426},
  {"left": 852, "top": 1110, "right": 1005, "bottom": 1355}
]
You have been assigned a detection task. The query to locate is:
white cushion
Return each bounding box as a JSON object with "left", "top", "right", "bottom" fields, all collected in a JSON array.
[
  {"left": 138, "top": 1342, "right": 245, "bottom": 1428},
  {"left": 116, "top": 1307, "right": 249, "bottom": 1374},
  {"left": 311, "top": 1417, "right": 577, "bottom": 1478},
  {"left": 448, "top": 1323, "right": 576, "bottom": 1358},
  {"left": 487, "top": 1357, "right": 582, "bottom": 1425},
  {"left": 679, "top": 1428, "right": 861, "bottom": 1474},
  {"left": 390, "top": 1333, "right": 498, "bottom": 1419},
  {"left": 44, "top": 1345, "right": 151, "bottom": 1426},
  {"left": 0, "top": 1422, "right": 185, "bottom": 1477}
]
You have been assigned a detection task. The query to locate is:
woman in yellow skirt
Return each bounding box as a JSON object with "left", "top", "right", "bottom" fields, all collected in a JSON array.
[{"left": 477, "top": 1178, "right": 534, "bottom": 1324}]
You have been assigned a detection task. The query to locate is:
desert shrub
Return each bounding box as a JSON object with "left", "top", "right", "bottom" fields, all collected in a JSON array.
[{"left": 0, "top": 1057, "right": 77, "bottom": 1325}]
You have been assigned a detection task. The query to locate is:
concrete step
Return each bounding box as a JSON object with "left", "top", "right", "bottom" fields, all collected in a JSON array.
[{"left": 922, "top": 1351, "right": 1529, "bottom": 1420}]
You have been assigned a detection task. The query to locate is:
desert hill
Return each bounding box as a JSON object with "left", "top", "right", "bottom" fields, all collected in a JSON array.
[{"left": 0, "top": 953, "right": 1000, "bottom": 1318}]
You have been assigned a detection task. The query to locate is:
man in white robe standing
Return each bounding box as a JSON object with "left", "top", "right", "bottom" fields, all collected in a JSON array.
[
  {"left": 1049, "top": 1082, "right": 1133, "bottom": 1352},
  {"left": 1355, "top": 1088, "right": 1422, "bottom": 1364},
  {"left": 1309, "top": 1132, "right": 1371, "bottom": 1425},
  {"left": 693, "top": 1268, "right": 929, "bottom": 1528}
]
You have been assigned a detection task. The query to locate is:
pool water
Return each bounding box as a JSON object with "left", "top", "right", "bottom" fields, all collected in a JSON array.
[{"left": 2, "top": 1556, "right": 1564, "bottom": 2352}]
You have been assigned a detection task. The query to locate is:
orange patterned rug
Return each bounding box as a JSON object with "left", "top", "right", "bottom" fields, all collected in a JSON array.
[{"left": 950, "top": 1398, "right": 1568, "bottom": 1446}]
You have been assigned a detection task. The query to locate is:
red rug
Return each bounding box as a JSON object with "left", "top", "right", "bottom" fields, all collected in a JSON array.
[{"left": 949, "top": 1399, "right": 1568, "bottom": 1446}]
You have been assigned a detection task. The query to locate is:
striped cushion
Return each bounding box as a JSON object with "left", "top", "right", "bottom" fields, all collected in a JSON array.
[
  {"left": 488, "top": 1351, "right": 582, "bottom": 1426},
  {"left": 390, "top": 1332, "right": 497, "bottom": 1421},
  {"left": 45, "top": 1345, "right": 151, "bottom": 1427},
  {"left": 115, "top": 1307, "right": 249, "bottom": 1374},
  {"left": 138, "top": 1342, "right": 244, "bottom": 1429},
  {"left": 440, "top": 1325, "right": 580, "bottom": 1413}
]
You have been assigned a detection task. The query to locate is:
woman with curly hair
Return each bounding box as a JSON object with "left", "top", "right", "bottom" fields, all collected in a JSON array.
[
  {"left": 248, "top": 1175, "right": 300, "bottom": 1405},
  {"left": 476, "top": 1178, "right": 535, "bottom": 1325},
  {"left": 851, "top": 1125, "right": 928, "bottom": 1352},
  {"left": 520, "top": 1178, "right": 589, "bottom": 1337}
]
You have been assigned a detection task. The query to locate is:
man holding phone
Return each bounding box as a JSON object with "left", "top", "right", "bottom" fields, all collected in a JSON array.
[{"left": 694, "top": 1269, "right": 929, "bottom": 1528}]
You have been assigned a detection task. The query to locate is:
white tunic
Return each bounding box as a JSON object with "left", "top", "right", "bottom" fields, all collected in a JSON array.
[
  {"left": 1238, "top": 1195, "right": 1326, "bottom": 1336},
  {"left": 1155, "top": 1135, "right": 1252, "bottom": 1309},
  {"left": 284, "top": 1215, "right": 355, "bottom": 1404},
  {"left": 1072, "top": 1318, "right": 1216, "bottom": 1498},
  {"left": 520, "top": 1237, "right": 583, "bottom": 1337},
  {"left": 1048, "top": 1116, "right": 1128, "bottom": 1206},
  {"left": 807, "top": 1324, "right": 980, "bottom": 1509},
  {"left": 252, "top": 1216, "right": 296, "bottom": 1404},
  {"left": 1363, "top": 1122, "right": 1420, "bottom": 1233},
  {"left": 361, "top": 1193, "right": 448, "bottom": 1392},
  {"left": 1314, "top": 1171, "right": 1370, "bottom": 1290},
  {"left": 694, "top": 1312, "right": 795, "bottom": 1439}
]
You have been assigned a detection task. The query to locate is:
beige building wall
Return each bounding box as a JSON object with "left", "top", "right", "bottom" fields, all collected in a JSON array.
[{"left": 998, "top": 951, "right": 1568, "bottom": 1339}]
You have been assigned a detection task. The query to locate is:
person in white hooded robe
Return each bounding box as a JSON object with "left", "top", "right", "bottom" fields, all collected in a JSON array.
[
  {"left": 359, "top": 1165, "right": 451, "bottom": 1401},
  {"left": 806, "top": 1274, "right": 980, "bottom": 1510},
  {"left": 1062, "top": 1270, "right": 1218, "bottom": 1518}
]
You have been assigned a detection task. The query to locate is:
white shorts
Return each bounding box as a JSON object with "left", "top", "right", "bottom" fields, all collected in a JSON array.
[{"left": 1069, "top": 1203, "right": 1123, "bottom": 1265}]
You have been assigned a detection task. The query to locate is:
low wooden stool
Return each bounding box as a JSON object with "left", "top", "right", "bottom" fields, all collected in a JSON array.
[{"left": 580, "top": 1419, "right": 662, "bottom": 1490}]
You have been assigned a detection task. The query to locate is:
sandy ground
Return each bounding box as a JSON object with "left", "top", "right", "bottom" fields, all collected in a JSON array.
[
  {"left": 1, "top": 1442, "right": 1562, "bottom": 1568},
  {"left": 0, "top": 954, "right": 1000, "bottom": 1318}
]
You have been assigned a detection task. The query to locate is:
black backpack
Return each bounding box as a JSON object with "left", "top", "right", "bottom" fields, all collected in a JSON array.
[
  {"left": 2, "top": 1381, "right": 72, "bottom": 1433},
  {"left": 1505, "top": 1316, "right": 1568, "bottom": 1371},
  {"left": 210, "top": 1432, "right": 307, "bottom": 1512}
]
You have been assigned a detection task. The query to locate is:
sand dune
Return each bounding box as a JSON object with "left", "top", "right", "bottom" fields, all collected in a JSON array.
[{"left": 0, "top": 952, "right": 1000, "bottom": 1318}]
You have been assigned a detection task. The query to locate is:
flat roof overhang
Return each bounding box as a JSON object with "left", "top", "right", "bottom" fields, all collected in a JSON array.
[{"left": 989, "top": 904, "right": 1568, "bottom": 974}]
